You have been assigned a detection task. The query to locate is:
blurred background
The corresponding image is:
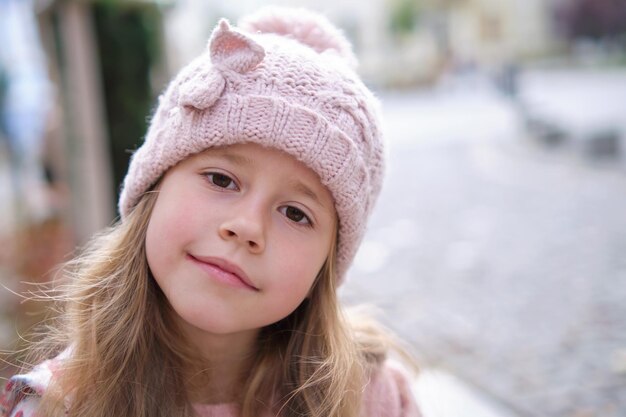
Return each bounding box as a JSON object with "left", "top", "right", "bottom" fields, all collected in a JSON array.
[{"left": 0, "top": 0, "right": 625, "bottom": 416}]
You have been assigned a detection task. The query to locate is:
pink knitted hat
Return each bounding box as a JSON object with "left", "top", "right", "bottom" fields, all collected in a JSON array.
[{"left": 119, "top": 7, "right": 385, "bottom": 282}]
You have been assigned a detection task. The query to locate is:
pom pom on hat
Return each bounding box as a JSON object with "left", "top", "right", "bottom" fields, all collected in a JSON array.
[{"left": 238, "top": 6, "right": 357, "bottom": 69}]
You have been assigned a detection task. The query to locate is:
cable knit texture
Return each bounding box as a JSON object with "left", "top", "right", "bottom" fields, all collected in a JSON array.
[{"left": 118, "top": 7, "right": 385, "bottom": 282}]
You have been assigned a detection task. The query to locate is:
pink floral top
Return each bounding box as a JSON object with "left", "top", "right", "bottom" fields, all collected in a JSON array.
[
  {"left": 0, "top": 359, "right": 53, "bottom": 417},
  {"left": 1, "top": 357, "right": 421, "bottom": 417}
]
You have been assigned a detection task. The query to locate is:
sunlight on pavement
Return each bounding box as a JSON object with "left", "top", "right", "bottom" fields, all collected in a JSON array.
[{"left": 414, "top": 369, "right": 518, "bottom": 417}]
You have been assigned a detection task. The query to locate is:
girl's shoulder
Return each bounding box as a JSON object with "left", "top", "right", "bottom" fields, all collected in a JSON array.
[
  {"left": 0, "top": 357, "right": 59, "bottom": 417},
  {"left": 361, "top": 360, "right": 422, "bottom": 417}
]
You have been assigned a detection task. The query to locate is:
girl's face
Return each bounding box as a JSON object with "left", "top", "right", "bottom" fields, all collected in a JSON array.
[{"left": 145, "top": 143, "right": 336, "bottom": 344}]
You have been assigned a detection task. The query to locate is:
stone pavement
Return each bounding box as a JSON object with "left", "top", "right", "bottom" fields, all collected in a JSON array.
[{"left": 341, "top": 75, "right": 626, "bottom": 417}]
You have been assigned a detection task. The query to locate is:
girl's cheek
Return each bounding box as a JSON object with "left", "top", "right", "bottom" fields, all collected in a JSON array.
[
  {"left": 279, "top": 258, "right": 320, "bottom": 294},
  {"left": 157, "top": 188, "right": 207, "bottom": 233}
]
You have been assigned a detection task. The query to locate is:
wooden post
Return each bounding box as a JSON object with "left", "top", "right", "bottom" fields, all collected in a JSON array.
[{"left": 58, "top": 2, "right": 114, "bottom": 242}]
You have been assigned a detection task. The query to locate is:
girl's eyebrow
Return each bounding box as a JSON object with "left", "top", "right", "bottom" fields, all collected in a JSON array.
[{"left": 288, "top": 179, "right": 329, "bottom": 210}]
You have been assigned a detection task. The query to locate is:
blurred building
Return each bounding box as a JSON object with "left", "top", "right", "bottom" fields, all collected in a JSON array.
[
  {"left": 443, "top": 0, "right": 560, "bottom": 68},
  {"left": 162, "top": 0, "right": 570, "bottom": 88},
  {"left": 162, "top": 0, "right": 418, "bottom": 87}
]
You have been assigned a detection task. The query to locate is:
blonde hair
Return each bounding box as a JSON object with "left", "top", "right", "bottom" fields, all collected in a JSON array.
[{"left": 22, "top": 189, "right": 409, "bottom": 417}]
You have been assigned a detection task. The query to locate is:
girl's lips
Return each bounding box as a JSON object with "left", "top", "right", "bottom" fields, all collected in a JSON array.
[{"left": 187, "top": 254, "right": 259, "bottom": 291}]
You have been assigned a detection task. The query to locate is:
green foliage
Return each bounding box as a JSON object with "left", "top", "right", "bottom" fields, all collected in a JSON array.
[
  {"left": 389, "top": 0, "right": 419, "bottom": 36},
  {"left": 92, "top": 1, "right": 162, "bottom": 205}
]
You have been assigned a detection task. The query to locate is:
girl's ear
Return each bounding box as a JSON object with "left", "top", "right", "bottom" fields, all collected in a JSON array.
[{"left": 209, "top": 19, "right": 266, "bottom": 73}]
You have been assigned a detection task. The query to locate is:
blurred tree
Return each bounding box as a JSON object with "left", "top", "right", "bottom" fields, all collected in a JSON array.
[
  {"left": 92, "top": 1, "right": 163, "bottom": 207},
  {"left": 389, "top": 0, "right": 419, "bottom": 37}
]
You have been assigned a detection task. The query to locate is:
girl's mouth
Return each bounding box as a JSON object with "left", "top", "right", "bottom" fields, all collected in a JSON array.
[{"left": 187, "top": 254, "right": 259, "bottom": 291}]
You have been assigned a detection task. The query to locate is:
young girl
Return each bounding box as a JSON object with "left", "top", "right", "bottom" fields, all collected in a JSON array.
[{"left": 1, "top": 7, "right": 421, "bottom": 417}]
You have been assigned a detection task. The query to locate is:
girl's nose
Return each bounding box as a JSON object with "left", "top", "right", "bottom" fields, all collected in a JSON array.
[{"left": 218, "top": 213, "right": 266, "bottom": 253}]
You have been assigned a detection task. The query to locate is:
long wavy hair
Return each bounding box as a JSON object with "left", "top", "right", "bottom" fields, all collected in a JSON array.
[{"left": 24, "top": 188, "right": 405, "bottom": 417}]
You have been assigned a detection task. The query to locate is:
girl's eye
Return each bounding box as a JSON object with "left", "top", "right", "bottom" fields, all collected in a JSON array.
[
  {"left": 205, "top": 172, "right": 237, "bottom": 190},
  {"left": 280, "top": 206, "right": 312, "bottom": 226}
]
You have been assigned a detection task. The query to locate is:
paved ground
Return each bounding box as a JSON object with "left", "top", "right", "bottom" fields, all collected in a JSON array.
[{"left": 341, "top": 69, "right": 626, "bottom": 417}]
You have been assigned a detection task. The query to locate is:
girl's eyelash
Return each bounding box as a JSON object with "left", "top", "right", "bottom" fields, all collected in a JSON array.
[
  {"left": 280, "top": 205, "right": 314, "bottom": 228},
  {"left": 203, "top": 171, "right": 239, "bottom": 190}
]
